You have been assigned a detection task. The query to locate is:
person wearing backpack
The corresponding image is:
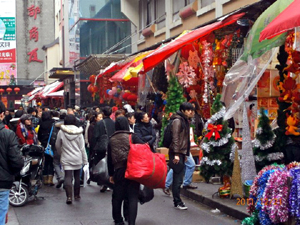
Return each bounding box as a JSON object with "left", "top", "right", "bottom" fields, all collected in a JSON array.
[{"left": 167, "top": 102, "right": 194, "bottom": 210}]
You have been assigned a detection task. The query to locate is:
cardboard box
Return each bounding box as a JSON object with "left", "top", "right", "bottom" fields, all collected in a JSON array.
[
  {"left": 156, "top": 147, "right": 169, "bottom": 161},
  {"left": 192, "top": 171, "right": 205, "bottom": 182}
]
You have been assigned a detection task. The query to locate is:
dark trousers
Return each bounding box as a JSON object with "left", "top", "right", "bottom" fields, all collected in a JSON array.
[
  {"left": 64, "top": 169, "right": 81, "bottom": 191},
  {"left": 43, "top": 154, "right": 54, "bottom": 176},
  {"left": 112, "top": 167, "right": 139, "bottom": 225},
  {"left": 169, "top": 153, "right": 185, "bottom": 206},
  {"left": 285, "top": 144, "right": 300, "bottom": 164}
]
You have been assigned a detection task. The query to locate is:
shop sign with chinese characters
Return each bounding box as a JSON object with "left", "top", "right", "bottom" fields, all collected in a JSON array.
[
  {"left": 27, "top": 4, "right": 43, "bottom": 63},
  {"left": 0, "top": 0, "right": 17, "bottom": 86}
]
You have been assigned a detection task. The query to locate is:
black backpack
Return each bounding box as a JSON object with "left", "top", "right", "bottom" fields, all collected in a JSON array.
[{"left": 162, "top": 118, "right": 176, "bottom": 148}]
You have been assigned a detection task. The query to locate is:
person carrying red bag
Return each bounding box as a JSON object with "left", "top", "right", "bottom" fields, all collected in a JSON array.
[{"left": 107, "top": 116, "right": 144, "bottom": 225}]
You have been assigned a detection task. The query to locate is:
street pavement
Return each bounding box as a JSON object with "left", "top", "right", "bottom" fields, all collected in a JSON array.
[{"left": 7, "top": 183, "right": 240, "bottom": 225}]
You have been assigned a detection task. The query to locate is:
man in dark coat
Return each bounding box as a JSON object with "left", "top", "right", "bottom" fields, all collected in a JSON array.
[
  {"left": 93, "top": 106, "right": 115, "bottom": 192},
  {"left": 0, "top": 101, "right": 24, "bottom": 224}
]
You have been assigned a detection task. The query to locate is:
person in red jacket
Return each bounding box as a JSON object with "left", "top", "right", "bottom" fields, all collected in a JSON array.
[{"left": 16, "top": 114, "right": 37, "bottom": 145}]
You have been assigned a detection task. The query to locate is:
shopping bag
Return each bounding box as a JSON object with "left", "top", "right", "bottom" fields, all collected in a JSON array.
[
  {"left": 138, "top": 185, "right": 154, "bottom": 205},
  {"left": 125, "top": 135, "right": 167, "bottom": 189},
  {"left": 45, "top": 144, "right": 54, "bottom": 157},
  {"left": 83, "top": 164, "right": 90, "bottom": 187},
  {"left": 92, "top": 156, "right": 109, "bottom": 185}
]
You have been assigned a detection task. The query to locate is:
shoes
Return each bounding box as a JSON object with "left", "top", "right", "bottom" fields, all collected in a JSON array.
[
  {"left": 115, "top": 222, "right": 125, "bottom": 225},
  {"left": 183, "top": 184, "right": 198, "bottom": 189},
  {"left": 66, "top": 197, "right": 72, "bottom": 205},
  {"left": 175, "top": 202, "right": 188, "bottom": 210},
  {"left": 163, "top": 188, "right": 171, "bottom": 196},
  {"left": 56, "top": 179, "right": 64, "bottom": 189},
  {"left": 74, "top": 187, "right": 81, "bottom": 200},
  {"left": 100, "top": 186, "right": 107, "bottom": 193},
  {"left": 48, "top": 175, "right": 55, "bottom": 186},
  {"left": 43, "top": 176, "right": 48, "bottom": 185}
]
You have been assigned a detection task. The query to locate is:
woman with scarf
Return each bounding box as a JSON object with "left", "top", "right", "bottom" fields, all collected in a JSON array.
[
  {"left": 134, "top": 112, "right": 156, "bottom": 152},
  {"left": 16, "top": 114, "right": 38, "bottom": 145},
  {"left": 38, "top": 111, "right": 55, "bottom": 186}
]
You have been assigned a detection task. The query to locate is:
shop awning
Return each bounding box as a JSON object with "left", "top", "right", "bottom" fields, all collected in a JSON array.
[
  {"left": 259, "top": 0, "right": 299, "bottom": 41},
  {"left": 45, "top": 90, "right": 79, "bottom": 97},
  {"left": 30, "top": 81, "right": 64, "bottom": 100},
  {"left": 109, "top": 51, "right": 152, "bottom": 82},
  {"left": 27, "top": 87, "right": 44, "bottom": 96},
  {"left": 142, "top": 12, "right": 245, "bottom": 73}
]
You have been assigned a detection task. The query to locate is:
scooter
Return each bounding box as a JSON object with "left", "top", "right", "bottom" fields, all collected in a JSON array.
[{"left": 9, "top": 144, "right": 44, "bottom": 207}]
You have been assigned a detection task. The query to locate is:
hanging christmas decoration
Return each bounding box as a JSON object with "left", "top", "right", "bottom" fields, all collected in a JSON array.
[
  {"left": 176, "top": 62, "right": 196, "bottom": 88},
  {"left": 188, "top": 50, "right": 200, "bottom": 69},
  {"left": 201, "top": 40, "right": 214, "bottom": 103}
]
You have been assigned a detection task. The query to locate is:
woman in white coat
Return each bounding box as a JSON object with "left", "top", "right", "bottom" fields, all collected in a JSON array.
[{"left": 55, "top": 114, "right": 88, "bottom": 204}]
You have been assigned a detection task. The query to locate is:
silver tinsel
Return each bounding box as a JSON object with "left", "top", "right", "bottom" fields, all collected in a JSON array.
[
  {"left": 200, "top": 157, "right": 222, "bottom": 166},
  {"left": 256, "top": 127, "right": 263, "bottom": 135},
  {"left": 229, "top": 143, "right": 238, "bottom": 161},
  {"left": 241, "top": 103, "right": 257, "bottom": 184},
  {"left": 204, "top": 106, "right": 226, "bottom": 130},
  {"left": 253, "top": 134, "right": 276, "bottom": 150},
  {"left": 208, "top": 133, "right": 231, "bottom": 147},
  {"left": 201, "top": 142, "right": 210, "bottom": 153},
  {"left": 255, "top": 152, "right": 284, "bottom": 162}
]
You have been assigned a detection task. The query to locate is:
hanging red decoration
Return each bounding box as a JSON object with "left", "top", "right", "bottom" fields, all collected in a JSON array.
[
  {"left": 89, "top": 75, "right": 96, "bottom": 83},
  {"left": 6, "top": 88, "right": 12, "bottom": 94},
  {"left": 14, "top": 87, "right": 20, "bottom": 94},
  {"left": 93, "top": 86, "right": 99, "bottom": 93},
  {"left": 87, "top": 84, "right": 93, "bottom": 93},
  {"left": 205, "top": 124, "right": 223, "bottom": 140},
  {"left": 0, "top": 88, "right": 4, "bottom": 95}
]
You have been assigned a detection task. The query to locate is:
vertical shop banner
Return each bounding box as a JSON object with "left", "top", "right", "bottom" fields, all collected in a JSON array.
[
  {"left": 69, "top": 0, "right": 80, "bottom": 66},
  {"left": 0, "top": 0, "right": 16, "bottom": 85}
]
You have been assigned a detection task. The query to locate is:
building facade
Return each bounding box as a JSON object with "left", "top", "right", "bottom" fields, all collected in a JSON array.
[{"left": 121, "top": 0, "right": 264, "bottom": 52}]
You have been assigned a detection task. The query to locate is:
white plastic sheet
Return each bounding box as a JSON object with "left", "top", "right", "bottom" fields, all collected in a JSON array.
[{"left": 222, "top": 48, "right": 278, "bottom": 120}]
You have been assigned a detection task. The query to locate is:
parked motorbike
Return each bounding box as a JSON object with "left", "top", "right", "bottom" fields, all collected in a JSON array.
[{"left": 9, "top": 144, "right": 44, "bottom": 207}]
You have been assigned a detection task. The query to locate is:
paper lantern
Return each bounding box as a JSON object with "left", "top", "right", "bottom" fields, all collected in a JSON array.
[
  {"left": 93, "top": 86, "right": 99, "bottom": 93},
  {"left": 87, "top": 84, "right": 93, "bottom": 93},
  {"left": 14, "top": 87, "right": 20, "bottom": 94},
  {"left": 127, "top": 94, "right": 137, "bottom": 101},
  {"left": 89, "top": 75, "right": 96, "bottom": 83},
  {"left": 6, "top": 88, "right": 12, "bottom": 94},
  {"left": 0, "top": 88, "right": 4, "bottom": 95}
]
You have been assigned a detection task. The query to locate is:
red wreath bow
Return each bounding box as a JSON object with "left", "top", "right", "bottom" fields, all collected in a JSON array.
[{"left": 205, "top": 124, "right": 223, "bottom": 140}]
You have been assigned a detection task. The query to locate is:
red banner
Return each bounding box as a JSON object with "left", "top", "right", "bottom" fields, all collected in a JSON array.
[{"left": 0, "top": 49, "right": 16, "bottom": 63}]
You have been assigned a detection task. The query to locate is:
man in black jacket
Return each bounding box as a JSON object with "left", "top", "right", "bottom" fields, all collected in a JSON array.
[
  {"left": 169, "top": 102, "right": 194, "bottom": 210},
  {"left": 0, "top": 101, "right": 24, "bottom": 224},
  {"left": 93, "top": 106, "right": 115, "bottom": 192}
]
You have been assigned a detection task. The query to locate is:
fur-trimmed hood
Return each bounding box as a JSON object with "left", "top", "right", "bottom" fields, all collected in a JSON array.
[{"left": 60, "top": 125, "right": 83, "bottom": 141}]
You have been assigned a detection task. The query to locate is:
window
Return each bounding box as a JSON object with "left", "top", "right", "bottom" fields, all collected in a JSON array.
[
  {"left": 201, "top": 0, "right": 214, "bottom": 8},
  {"left": 90, "top": 5, "right": 96, "bottom": 18},
  {"left": 173, "top": 0, "right": 193, "bottom": 22},
  {"left": 156, "top": 0, "right": 166, "bottom": 30}
]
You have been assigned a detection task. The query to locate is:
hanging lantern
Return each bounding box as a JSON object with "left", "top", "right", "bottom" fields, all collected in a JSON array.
[
  {"left": 89, "top": 75, "right": 96, "bottom": 83},
  {"left": 0, "top": 88, "right": 4, "bottom": 95},
  {"left": 6, "top": 87, "right": 12, "bottom": 94},
  {"left": 14, "top": 87, "right": 20, "bottom": 94},
  {"left": 93, "top": 86, "right": 99, "bottom": 93},
  {"left": 87, "top": 84, "right": 93, "bottom": 93}
]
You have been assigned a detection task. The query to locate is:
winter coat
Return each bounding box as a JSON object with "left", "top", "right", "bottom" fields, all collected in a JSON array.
[
  {"left": 107, "top": 131, "right": 144, "bottom": 176},
  {"left": 84, "top": 120, "right": 90, "bottom": 147},
  {"left": 88, "top": 122, "right": 96, "bottom": 153},
  {"left": 93, "top": 117, "right": 115, "bottom": 159},
  {"left": 16, "top": 123, "right": 36, "bottom": 145},
  {"left": 0, "top": 121, "right": 24, "bottom": 189},
  {"left": 38, "top": 119, "right": 55, "bottom": 147},
  {"left": 55, "top": 125, "right": 88, "bottom": 170},
  {"left": 50, "top": 120, "right": 63, "bottom": 161},
  {"left": 169, "top": 111, "right": 190, "bottom": 156},
  {"left": 134, "top": 121, "right": 156, "bottom": 152}
]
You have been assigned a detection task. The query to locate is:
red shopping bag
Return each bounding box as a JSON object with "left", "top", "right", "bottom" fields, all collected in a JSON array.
[{"left": 125, "top": 135, "right": 167, "bottom": 189}]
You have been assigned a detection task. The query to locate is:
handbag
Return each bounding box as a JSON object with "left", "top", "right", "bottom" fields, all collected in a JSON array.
[
  {"left": 93, "top": 120, "right": 109, "bottom": 155},
  {"left": 92, "top": 156, "right": 109, "bottom": 185},
  {"left": 125, "top": 135, "right": 167, "bottom": 189},
  {"left": 138, "top": 185, "right": 154, "bottom": 205},
  {"left": 45, "top": 125, "right": 54, "bottom": 157}
]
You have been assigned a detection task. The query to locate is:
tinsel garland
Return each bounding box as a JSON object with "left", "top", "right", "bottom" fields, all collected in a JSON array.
[
  {"left": 242, "top": 210, "right": 259, "bottom": 225},
  {"left": 254, "top": 152, "right": 284, "bottom": 162},
  {"left": 262, "top": 170, "right": 290, "bottom": 224},
  {"left": 289, "top": 167, "right": 300, "bottom": 222},
  {"left": 256, "top": 169, "right": 278, "bottom": 225},
  {"left": 229, "top": 143, "right": 238, "bottom": 162},
  {"left": 201, "top": 40, "right": 214, "bottom": 103},
  {"left": 200, "top": 157, "right": 222, "bottom": 166},
  {"left": 253, "top": 135, "right": 276, "bottom": 150},
  {"left": 247, "top": 165, "right": 282, "bottom": 214},
  {"left": 204, "top": 107, "right": 226, "bottom": 130}
]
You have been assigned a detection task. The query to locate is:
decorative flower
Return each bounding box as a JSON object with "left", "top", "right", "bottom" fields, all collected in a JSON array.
[{"left": 176, "top": 62, "right": 196, "bottom": 88}]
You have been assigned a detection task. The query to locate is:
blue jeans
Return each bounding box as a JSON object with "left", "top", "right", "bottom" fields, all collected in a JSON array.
[
  {"left": 0, "top": 190, "right": 10, "bottom": 225},
  {"left": 166, "top": 153, "right": 195, "bottom": 188}
]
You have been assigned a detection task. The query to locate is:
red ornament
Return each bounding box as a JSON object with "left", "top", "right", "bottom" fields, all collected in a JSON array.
[
  {"left": 93, "top": 86, "right": 99, "bottom": 93},
  {"left": 87, "top": 84, "right": 93, "bottom": 93},
  {"left": 14, "top": 87, "right": 20, "bottom": 94},
  {"left": 6, "top": 88, "right": 12, "bottom": 94},
  {"left": 89, "top": 75, "right": 96, "bottom": 84},
  {"left": 0, "top": 88, "right": 4, "bottom": 95}
]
